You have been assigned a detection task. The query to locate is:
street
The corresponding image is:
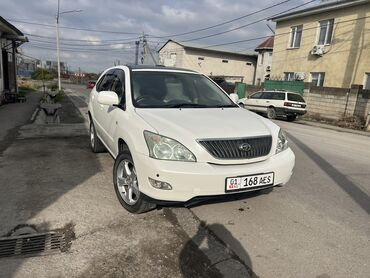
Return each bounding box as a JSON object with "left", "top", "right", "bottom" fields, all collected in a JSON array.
[{"left": 65, "top": 84, "right": 370, "bottom": 277}]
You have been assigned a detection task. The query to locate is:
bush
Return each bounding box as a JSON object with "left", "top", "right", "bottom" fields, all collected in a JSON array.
[
  {"left": 31, "top": 68, "right": 55, "bottom": 81},
  {"left": 47, "top": 82, "right": 58, "bottom": 91}
]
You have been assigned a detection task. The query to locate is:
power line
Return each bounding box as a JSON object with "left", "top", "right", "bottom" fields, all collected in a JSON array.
[
  {"left": 27, "top": 43, "right": 136, "bottom": 53},
  {"left": 29, "top": 37, "right": 136, "bottom": 47},
  {"left": 24, "top": 32, "right": 141, "bottom": 43},
  {"left": 179, "top": 0, "right": 318, "bottom": 42},
  {"left": 150, "top": 0, "right": 294, "bottom": 39},
  {"left": 6, "top": 18, "right": 143, "bottom": 35},
  {"left": 203, "top": 14, "right": 370, "bottom": 48}
]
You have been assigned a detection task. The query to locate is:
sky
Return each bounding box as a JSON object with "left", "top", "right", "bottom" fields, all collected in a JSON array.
[{"left": 0, "top": 0, "right": 318, "bottom": 73}]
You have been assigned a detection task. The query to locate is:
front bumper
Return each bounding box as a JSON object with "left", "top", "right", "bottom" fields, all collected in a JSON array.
[{"left": 134, "top": 148, "right": 295, "bottom": 202}]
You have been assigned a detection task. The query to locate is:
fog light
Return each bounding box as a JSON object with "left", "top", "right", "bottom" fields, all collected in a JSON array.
[{"left": 148, "top": 177, "right": 172, "bottom": 190}]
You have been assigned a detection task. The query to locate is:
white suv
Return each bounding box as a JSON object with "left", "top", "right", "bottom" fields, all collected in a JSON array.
[
  {"left": 88, "top": 66, "right": 295, "bottom": 213},
  {"left": 240, "top": 91, "right": 306, "bottom": 121}
]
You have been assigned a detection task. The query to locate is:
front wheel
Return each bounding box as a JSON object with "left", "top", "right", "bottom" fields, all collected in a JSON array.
[
  {"left": 113, "top": 150, "right": 155, "bottom": 214},
  {"left": 267, "top": 107, "right": 276, "bottom": 119}
]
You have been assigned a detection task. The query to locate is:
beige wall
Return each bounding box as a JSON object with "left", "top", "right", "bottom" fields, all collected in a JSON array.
[
  {"left": 254, "top": 50, "right": 272, "bottom": 85},
  {"left": 271, "top": 3, "right": 370, "bottom": 88},
  {"left": 159, "top": 41, "right": 257, "bottom": 84}
]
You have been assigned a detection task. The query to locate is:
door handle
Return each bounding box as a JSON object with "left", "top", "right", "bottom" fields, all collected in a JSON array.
[{"left": 266, "top": 101, "right": 270, "bottom": 103}]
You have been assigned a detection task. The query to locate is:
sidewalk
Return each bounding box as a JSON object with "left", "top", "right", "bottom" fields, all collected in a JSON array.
[
  {"left": 296, "top": 119, "right": 370, "bottom": 137},
  {"left": 0, "top": 91, "right": 43, "bottom": 154}
]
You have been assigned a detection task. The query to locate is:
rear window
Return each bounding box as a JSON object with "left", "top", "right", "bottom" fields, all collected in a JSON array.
[{"left": 288, "top": 93, "right": 305, "bottom": 102}]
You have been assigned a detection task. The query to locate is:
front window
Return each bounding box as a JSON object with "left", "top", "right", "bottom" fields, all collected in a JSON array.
[
  {"left": 364, "top": 73, "right": 370, "bottom": 90},
  {"left": 290, "top": 25, "right": 302, "bottom": 48},
  {"left": 131, "top": 71, "right": 238, "bottom": 108},
  {"left": 284, "top": 72, "right": 295, "bottom": 81},
  {"left": 311, "top": 72, "right": 325, "bottom": 86},
  {"left": 318, "top": 19, "right": 334, "bottom": 45}
]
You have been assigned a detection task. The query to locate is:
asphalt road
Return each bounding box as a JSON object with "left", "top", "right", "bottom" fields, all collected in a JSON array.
[{"left": 66, "top": 84, "right": 370, "bottom": 278}]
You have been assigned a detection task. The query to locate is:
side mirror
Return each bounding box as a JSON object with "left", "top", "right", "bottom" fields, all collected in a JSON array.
[
  {"left": 229, "top": 93, "right": 239, "bottom": 103},
  {"left": 98, "top": 91, "right": 119, "bottom": 106}
]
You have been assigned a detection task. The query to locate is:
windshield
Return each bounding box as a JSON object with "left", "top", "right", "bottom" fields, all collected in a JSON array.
[
  {"left": 131, "top": 71, "right": 238, "bottom": 108},
  {"left": 288, "top": 93, "right": 305, "bottom": 102}
]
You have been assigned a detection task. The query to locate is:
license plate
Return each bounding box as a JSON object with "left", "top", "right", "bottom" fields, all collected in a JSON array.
[
  {"left": 292, "top": 104, "right": 302, "bottom": 108},
  {"left": 225, "top": 172, "right": 274, "bottom": 192}
]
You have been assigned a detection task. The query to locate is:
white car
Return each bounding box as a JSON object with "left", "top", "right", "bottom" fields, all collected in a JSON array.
[
  {"left": 239, "top": 91, "right": 306, "bottom": 121},
  {"left": 88, "top": 65, "right": 295, "bottom": 213}
]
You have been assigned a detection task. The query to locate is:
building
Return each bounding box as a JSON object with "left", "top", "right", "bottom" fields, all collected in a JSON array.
[
  {"left": 270, "top": 0, "right": 370, "bottom": 89},
  {"left": 0, "top": 16, "right": 28, "bottom": 103},
  {"left": 17, "top": 56, "right": 39, "bottom": 77},
  {"left": 45, "top": 60, "right": 67, "bottom": 74},
  {"left": 158, "top": 40, "right": 257, "bottom": 84},
  {"left": 254, "top": 36, "right": 274, "bottom": 86}
]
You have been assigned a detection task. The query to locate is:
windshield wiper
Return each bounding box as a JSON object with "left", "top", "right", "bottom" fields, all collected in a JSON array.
[
  {"left": 166, "top": 103, "right": 210, "bottom": 108},
  {"left": 210, "top": 104, "right": 238, "bottom": 108}
]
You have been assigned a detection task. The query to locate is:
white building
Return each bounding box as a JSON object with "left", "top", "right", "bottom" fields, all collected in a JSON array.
[
  {"left": 254, "top": 36, "right": 274, "bottom": 86},
  {"left": 158, "top": 40, "right": 257, "bottom": 84}
]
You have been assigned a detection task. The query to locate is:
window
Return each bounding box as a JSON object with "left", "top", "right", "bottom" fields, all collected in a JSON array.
[
  {"left": 222, "top": 60, "right": 228, "bottom": 63},
  {"left": 311, "top": 72, "right": 325, "bottom": 86},
  {"left": 364, "top": 73, "right": 370, "bottom": 90},
  {"left": 261, "top": 91, "right": 274, "bottom": 99},
  {"left": 250, "top": 92, "right": 263, "bottom": 99},
  {"left": 271, "top": 92, "right": 286, "bottom": 100},
  {"left": 110, "top": 69, "right": 125, "bottom": 102},
  {"left": 288, "top": 93, "right": 305, "bottom": 102},
  {"left": 290, "top": 25, "right": 302, "bottom": 48},
  {"left": 96, "top": 70, "right": 115, "bottom": 92},
  {"left": 198, "top": 57, "right": 205, "bottom": 60},
  {"left": 284, "top": 72, "right": 295, "bottom": 81},
  {"left": 318, "top": 19, "right": 334, "bottom": 45}
]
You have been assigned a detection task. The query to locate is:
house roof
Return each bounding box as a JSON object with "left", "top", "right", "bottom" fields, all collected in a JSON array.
[
  {"left": 270, "top": 0, "right": 369, "bottom": 22},
  {"left": 158, "top": 40, "right": 257, "bottom": 58},
  {"left": 0, "top": 16, "right": 27, "bottom": 42},
  {"left": 255, "top": 36, "right": 274, "bottom": 51}
]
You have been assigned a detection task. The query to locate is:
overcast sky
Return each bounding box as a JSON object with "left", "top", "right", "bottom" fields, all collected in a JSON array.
[{"left": 1, "top": 0, "right": 317, "bottom": 73}]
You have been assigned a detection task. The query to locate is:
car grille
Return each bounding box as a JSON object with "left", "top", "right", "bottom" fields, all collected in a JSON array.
[{"left": 198, "top": 136, "right": 272, "bottom": 159}]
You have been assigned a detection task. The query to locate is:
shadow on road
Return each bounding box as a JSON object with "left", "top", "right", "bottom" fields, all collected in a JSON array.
[
  {"left": 288, "top": 133, "right": 370, "bottom": 215},
  {"left": 179, "top": 221, "right": 254, "bottom": 278}
]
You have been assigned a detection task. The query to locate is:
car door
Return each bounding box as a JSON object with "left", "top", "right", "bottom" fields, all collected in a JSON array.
[
  {"left": 245, "top": 91, "right": 263, "bottom": 112},
  {"left": 259, "top": 91, "right": 274, "bottom": 113},
  {"left": 93, "top": 69, "right": 116, "bottom": 145},
  {"left": 101, "top": 69, "right": 126, "bottom": 151}
]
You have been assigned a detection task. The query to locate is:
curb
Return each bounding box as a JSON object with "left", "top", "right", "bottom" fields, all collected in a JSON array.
[{"left": 295, "top": 120, "right": 370, "bottom": 137}]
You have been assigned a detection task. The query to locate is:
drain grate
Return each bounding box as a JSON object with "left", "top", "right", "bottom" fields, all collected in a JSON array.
[{"left": 0, "top": 224, "right": 75, "bottom": 258}]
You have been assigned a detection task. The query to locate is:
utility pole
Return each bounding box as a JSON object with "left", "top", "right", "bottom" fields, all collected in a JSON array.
[
  {"left": 55, "top": 0, "right": 82, "bottom": 92},
  {"left": 56, "top": 0, "right": 61, "bottom": 92},
  {"left": 135, "top": 40, "right": 140, "bottom": 65},
  {"left": 142, "top": 34, "right": 157, "bottom": 65}
]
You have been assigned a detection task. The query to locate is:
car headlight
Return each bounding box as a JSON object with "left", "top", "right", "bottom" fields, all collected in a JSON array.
[
  {"left": 276, "top": 129, "right": 288, "bottom": 154},
  {"left": 144, "top": 131, "right": 196, "bottom": 162}
]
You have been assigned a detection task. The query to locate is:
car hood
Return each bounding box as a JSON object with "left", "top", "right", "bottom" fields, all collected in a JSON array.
[{"left": 135, "top": 107, "right": 277, "bottom": 164}]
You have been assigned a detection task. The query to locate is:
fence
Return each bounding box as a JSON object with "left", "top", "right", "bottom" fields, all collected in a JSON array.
[
  {"left": 303, "top": 84, "right": 370, "bottom": 122},
  {"left": 264, "top": 80, "right": 305, "bottom": 95}
]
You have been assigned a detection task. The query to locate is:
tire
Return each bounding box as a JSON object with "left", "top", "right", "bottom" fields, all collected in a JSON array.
[
  {"left": 287, "top": 115, "right": 297, "bottom": 122},
  {"left": 113, "top": 150, "right": 156, "bottom": 214},
  {"left": 90, "top": 120, "right": 106, "bottom": 153},
  {"left": 267, "top": 107, "right": 276, "bottom": 119}
]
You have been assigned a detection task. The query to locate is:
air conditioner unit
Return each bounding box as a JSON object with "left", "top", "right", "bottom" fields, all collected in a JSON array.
[
  {"left": 294, "top": 72, "right": 305, "bottom": 81},
  {"left": 311, "top": 45, "right": 324, "bottom": 56}
]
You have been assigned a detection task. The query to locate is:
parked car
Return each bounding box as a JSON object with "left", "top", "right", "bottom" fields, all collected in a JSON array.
[
  {"left": 239, "top": 91, "right": 306, "bottom": 121},
  {"left": 86, "top": 80, "right": 96, "bottom": 89},
  {"left": 88, "top": 65, "right": 295, "bottom": 213}
]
